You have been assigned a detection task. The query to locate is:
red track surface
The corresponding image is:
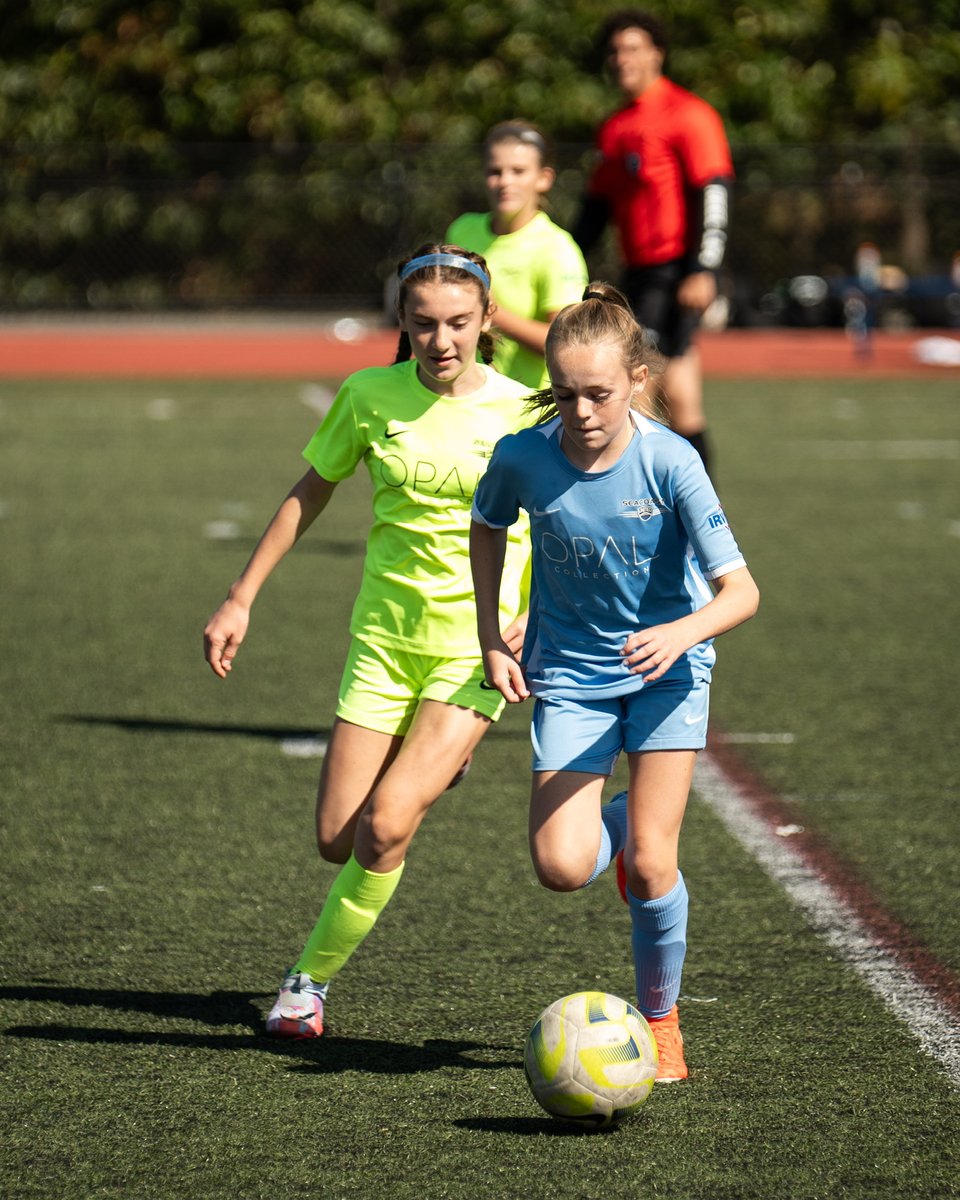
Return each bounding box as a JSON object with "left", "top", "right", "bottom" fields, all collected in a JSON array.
[{"left": 0, "top": 322, "right": 957, "bottom": 377}]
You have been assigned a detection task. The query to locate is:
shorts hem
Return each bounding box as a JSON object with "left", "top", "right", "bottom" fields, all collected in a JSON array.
[
  {"left": 335, "top": 701, "right": 413, "bottom": 738},
  {"left": 626, "top": 736, "right": 706, "bottom": 752},
  {"left": 419, "top": 686, "right": 505, "bottom": 722},
  {"left": 532, "top": 757, "right": 616, "bottom": 776}
]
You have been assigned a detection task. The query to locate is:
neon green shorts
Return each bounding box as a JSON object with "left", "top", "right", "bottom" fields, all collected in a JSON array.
[{"left": 336, "top": 637, "right": 506, "bottom": 736}]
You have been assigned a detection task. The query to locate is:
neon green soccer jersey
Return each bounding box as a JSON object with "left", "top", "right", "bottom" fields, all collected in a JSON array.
[
  {"left": 445, "top": 210, "right": 588, "bottom": 388},
  {"left": 303, "top": 360, "right": 532, "bottom": 656}
]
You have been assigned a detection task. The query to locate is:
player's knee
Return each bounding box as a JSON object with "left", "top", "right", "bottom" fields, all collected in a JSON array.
[
  {"left": 621, "top": 847, "right": 677, "bottom": 900},
  {"left": 532, "top": 847, "right": 591, "bottom": 892},
  {"left": 316, "top": 823, "right": 353, "bottom": 864},
  {"left": 357, "top": 803, "right": 415, "bottom": 862}
]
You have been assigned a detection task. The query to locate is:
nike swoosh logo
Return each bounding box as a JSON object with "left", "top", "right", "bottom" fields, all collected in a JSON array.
[
  {"left": 479, "top": 680, "right": 498, "bottom": 690},
  {"left": 532, "top": 507, "right": 559, "bottom": 516},
  {"left": 683, "top": 713, "right": 703, "bottom": 725},
  {"left": 384, "top": 429, "right": 406, "bottom": 439}
]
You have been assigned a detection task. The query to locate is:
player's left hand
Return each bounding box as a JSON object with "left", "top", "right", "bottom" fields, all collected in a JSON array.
[
  {"left": 620, "top": 624, "right": 690, "bottom": 683},
  {"left": 677, "top": 271, "right": 717, "bottom": 313}
]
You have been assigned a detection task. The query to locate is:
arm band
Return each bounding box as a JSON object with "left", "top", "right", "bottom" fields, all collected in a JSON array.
[{"left": 688, "top": 178, "right": 730, "bottom": 273}]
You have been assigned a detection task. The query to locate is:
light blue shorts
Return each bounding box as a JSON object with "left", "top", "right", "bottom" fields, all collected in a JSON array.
[
  {"left": 530, "top": 677, "right": 709, "bottom": 775},
  {"left": 337, "top": 637, "right": 505, "bottom": 736}
]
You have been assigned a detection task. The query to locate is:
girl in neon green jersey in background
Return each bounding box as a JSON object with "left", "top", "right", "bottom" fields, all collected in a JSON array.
[
  {"left": 447, "top": 120, "right": 588, "bottom": 389},
  {"left": 203, "top": 244, "right": 531, "bottom": 1037}
]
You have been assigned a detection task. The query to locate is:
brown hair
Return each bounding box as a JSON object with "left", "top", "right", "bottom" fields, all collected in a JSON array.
[
  {"left": 483, "top": 119, "right": 552, "bottom": 168},
  {"left": 528, "top": 281, "right": 664, "bottom": 421},
  {"left": 393, "top": 242, "right": 496, "bottom": 366}
]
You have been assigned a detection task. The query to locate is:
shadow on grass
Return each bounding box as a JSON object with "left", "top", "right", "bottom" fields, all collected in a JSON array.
[
  {"left": 454, "top": 1116, "right": 619, "bottom": 1137},
  {"left": 61, "top": 715, "right": 332, "bottom": 742},
  {"left": 0, "top": 984, "right": 263, "bottom": 1027},
  {"left": 0, "top": 985, "right": 519, "bottom": 1075},
  {"left": 59, "top": 715, "right": 529, "bottom": 742}
]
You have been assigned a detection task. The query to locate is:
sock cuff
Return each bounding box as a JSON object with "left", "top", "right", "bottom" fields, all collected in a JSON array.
[
  {"left": 600, "top": 790, "right": 629, "bottom": 853},
  {"left": 294, "top": 854, "right": 405, "bottom": 984},
  {"left": 582, "top": 821, "right": 613, "bottom": 887},
  {"left": 343, "top": 853, "right": 405, "bottom": 904},
  {"left": 626, "top": 871, "right": 687, "bottom": 920}
]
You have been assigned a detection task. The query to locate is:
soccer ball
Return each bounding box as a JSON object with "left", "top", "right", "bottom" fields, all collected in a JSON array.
[{"left": 523, "top": 991, "right": 658, "bottom": 1128}]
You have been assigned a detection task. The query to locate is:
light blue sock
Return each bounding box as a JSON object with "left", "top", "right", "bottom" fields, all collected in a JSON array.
[
  {"left": 626, "top": 871, "right": 688, "bottom": 1018},
  {"left": 582, "top": 791, "right": 629, "bottom": 887}
]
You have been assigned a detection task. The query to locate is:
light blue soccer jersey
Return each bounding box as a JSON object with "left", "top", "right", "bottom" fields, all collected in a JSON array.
[{"left": 472, "top": 412, "right": 746, "bottom": 698}]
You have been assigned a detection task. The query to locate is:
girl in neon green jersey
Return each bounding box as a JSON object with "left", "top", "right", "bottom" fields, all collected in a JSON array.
[
  {"left": 203, "top": 245, "right": 531, "bottom": 1037},
  {"left": 447, "top": 120, "right": 588, "bottom": 389}
]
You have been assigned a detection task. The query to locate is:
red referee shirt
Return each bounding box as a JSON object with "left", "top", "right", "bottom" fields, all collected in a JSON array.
[{"left": 588, "top": 76, "right": 733, "bottom": 269}]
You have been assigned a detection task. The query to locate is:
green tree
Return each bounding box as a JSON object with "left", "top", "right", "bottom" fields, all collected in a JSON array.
[
  {"left": 5, "top": 0, "right": 953, "bottom": 148},
  {"left": 1, "top": 0, "right": 958, "bottom": 306}
]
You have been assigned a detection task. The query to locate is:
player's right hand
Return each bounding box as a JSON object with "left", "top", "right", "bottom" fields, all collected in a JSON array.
[
  {"left": 500, "top": 610, "right": 529, "bottom": 660},
  {"left": 203, "top": 598, "right": 250, "bottom": 678},
  {"left": 482, "top": 644, "right": 530, "bottom": 704}
]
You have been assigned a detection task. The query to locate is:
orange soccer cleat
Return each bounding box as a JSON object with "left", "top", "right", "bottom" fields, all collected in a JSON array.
[{"left": 646, "top": 1005, "right": 688, "bottom": 1082}]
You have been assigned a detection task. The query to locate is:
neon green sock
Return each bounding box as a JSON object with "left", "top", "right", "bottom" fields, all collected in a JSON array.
[{"left": 295, "top": 853, "right": 405, "bottom": 984}]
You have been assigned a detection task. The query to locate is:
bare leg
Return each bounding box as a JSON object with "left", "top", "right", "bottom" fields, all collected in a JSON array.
[
  {"left": 333, "top": 700, "right": 492, "bottom": 873},
  {"left": 314, "top": 718, "right": 403, "bottom": 864},
  {"left": 289, "top": 702, "right": 492, "bottom": 991},
  {"left": 660, "top": 347, "right": 705, "bottom": 438},
  {"left": 528, "top": 770, "right": 607, "bottom": 891},
  {"left": 622, "top": 749, "right": 697, "bottom": 900}
]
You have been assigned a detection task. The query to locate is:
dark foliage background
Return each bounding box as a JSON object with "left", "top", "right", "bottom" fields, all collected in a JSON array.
[{"left": 2, "top": 1, "right": 958, "bottom": 313}]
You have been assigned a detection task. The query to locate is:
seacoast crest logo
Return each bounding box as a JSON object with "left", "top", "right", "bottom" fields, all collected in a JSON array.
[{"left": 618, "top": 497, "right": 668, "bottom": 521}]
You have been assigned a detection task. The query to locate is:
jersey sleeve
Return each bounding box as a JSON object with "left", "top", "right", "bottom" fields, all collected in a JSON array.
[
  {"left": 539, "top": 231, "right": 589, "bottom": 314},
  {"left": 675, "top": 100, "right": 733, "bottom": 187},
  {"left": 302, "top": 377, "right": 367, "bottom": 482},
  {"left": 671, "top": 445, "right": 745, "bottom": 579},
  {"left": 445, "top": 213, "right": 467, "bottom": 245},
  {"left": 471, "top": 434, "right": 525, "bottom": 529}
]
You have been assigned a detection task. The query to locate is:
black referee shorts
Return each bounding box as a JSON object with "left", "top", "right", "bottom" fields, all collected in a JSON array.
[{"left": 622, "top": 259, "right": 703, "bottom": 359}]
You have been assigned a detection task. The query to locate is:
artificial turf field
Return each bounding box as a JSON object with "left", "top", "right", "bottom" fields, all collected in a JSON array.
[{"left": 1, "top": 371, "right": 958, "bottom": 1198}]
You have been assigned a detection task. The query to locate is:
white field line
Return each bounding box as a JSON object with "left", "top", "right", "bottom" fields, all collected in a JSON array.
[
  {"left": 203, "top": 519, "right": 242, "bottom": 540},
  {"left": 280, "top": 737, "right": 328, "bottom": 758},
  {"left": 146, "top": 397, "right": 177, "bottom": 420},
  {"left": 694, "top": 752, "right": 960, "bottom": 1086}
]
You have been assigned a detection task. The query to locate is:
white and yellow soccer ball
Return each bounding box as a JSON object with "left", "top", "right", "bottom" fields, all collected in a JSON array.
[{"left": 523, "top": 991, "right": 658, "bottom": 1128}]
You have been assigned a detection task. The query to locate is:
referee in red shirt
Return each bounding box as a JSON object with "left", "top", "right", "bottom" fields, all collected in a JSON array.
[{"left": 573, "top": 10, "right": 732, "bottom": 475}]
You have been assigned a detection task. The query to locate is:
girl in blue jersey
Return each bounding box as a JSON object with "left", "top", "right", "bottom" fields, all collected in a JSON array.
[{"left": 470, "top": 282, "right": 759, "bottom": 1081}]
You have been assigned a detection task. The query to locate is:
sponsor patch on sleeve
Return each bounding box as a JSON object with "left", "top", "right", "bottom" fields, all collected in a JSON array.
[{"left": 706, "top": 508, "right": 728, "bottom": 530}]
